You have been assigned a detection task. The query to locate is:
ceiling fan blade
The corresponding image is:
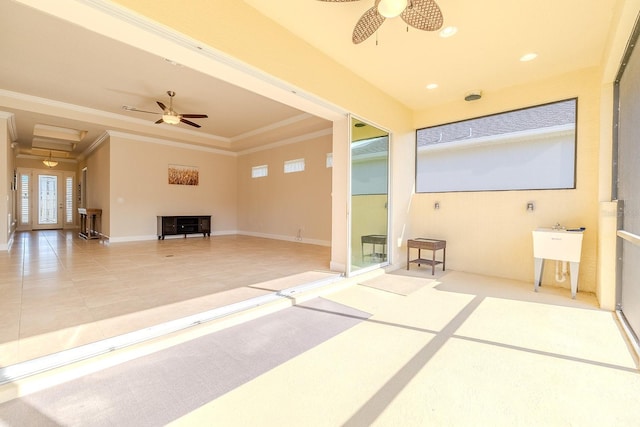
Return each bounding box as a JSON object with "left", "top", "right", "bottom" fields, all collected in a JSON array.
[
  {"left": 180, "top": 118, "right": 201, "bottom": 128},
  {"left": 124, "top": 107, "right": 159, "bottom": 114},
  {"left": 352, "top": 6, "right": 385, "bottom": 44},
  {"left": 401, "top": 0, "right": 443, "bottom": 31},
  {"left": 154, "top": 118, "right": 164, "bottom": 124},
  {"left": 181, "top": 114, "right": 208, "bottom": 119},
  {"left": 157, "top": 101, "right": 167, "bottom": 111}
]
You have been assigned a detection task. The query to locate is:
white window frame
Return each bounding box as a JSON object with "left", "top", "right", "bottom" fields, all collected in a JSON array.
[
  {"left": 252, "top": 164, "right": 268, "bottom": 178},
  {"left": 284, "top": 158, "right": 305, "bottom": 174},
  {"left": 415, "top": 98, "right": 577, "bottom": 193}
]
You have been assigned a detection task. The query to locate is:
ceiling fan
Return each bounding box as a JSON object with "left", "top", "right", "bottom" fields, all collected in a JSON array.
[
  {"left": 123, "top": 91, "right": 208, "bottom": 128},
  {"left": 319, "top": 0, "right": 443, "bottom": 44}
]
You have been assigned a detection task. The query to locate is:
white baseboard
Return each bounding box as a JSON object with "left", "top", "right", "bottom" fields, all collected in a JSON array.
[
  {"left": 97, "top": 230, "right": 329, "bottom": 247},
  {"left": 237, "top": 230, "right": 330, "bottom": 247}
]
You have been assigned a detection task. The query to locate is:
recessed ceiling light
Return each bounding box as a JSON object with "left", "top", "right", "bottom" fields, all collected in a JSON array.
[
  {"left": 439, "top": 26, "right": 458, "bottom": 38},
  {"left": 520, "top": 53, "right": 538, "bottom": 62},
  {"left": 426, "top": 83, "right": 439, "bottom": 90}
]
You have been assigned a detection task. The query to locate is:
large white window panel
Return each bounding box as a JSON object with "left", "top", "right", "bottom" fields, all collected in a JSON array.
[{"left": 416, "top": 99, "right": 577, "bottom": 192}]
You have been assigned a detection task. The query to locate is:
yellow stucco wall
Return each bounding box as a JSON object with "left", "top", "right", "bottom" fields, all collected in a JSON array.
[{"left": 408, "top": 68, "right": 601, "bottom": 293}]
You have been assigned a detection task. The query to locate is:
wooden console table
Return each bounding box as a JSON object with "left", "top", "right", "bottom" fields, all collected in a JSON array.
[
  {"left": 78, "top": 208, "right": 102, "bottom": 240},
  {"left": 407, "top": 238, "right": 446, "bottom": 275}
]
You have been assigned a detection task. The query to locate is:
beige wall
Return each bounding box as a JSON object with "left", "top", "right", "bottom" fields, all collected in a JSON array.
[
  {"left": 237, "top": 134, "right": 332, "bottom": 245},
  {"left": 408, "top": 68, "right": 601, "bottom": 293},
  {"left": 106, "top": 133, "right": 237, "bottom": 241},
  {"left": 86, "top": 137, "right": 111, "bottom": 237}
]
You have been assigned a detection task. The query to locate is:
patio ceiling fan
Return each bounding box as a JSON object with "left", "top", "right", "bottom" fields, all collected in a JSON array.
[
  {"left": 123, "top": 91, "right": 208, "bottom": 128},
  {"left": 318, "top": 0, "right": 443, "bottom": 44}
]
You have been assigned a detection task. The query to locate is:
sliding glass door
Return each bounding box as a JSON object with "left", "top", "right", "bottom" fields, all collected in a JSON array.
[{"left": 348, "top": 116, "right": 390, "bottom": 275}]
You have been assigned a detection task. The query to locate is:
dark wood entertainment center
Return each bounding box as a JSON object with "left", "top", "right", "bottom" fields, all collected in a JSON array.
[{"left": 157, "top": 215, "right": 211, "bottom": 239}]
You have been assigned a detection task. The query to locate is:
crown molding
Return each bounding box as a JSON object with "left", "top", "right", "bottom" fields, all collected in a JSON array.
[
  {"left": 106, "top": 130, "right": 237, "bottom": 157},
  {"left": 79, "top": 131, "right": 109, "bottom": 160},
  {"left": 238, "top": 128, "right": 332, "bottom": 156},
  {"left": 0, "top": 111, "right": 17, "bottom": 141},
  {"left": 230, "top": 113, "right": 313, "bottom": 142}
]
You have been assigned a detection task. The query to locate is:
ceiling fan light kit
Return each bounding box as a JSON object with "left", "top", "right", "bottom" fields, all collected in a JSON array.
[
  {"left": 123, "top": 90, "right": 208, "bottom": 128},
  {"left": 377, "top": 0, "right": 407, "bottom": 18},
  {"left": 319, "top": 0, "right": 443, "bottom": 44},
  {"left": 162, "top": 113, "right": 180, "bottom": 125},
  {"left": 43, "top": 151, "right": 58, "bottom": 168}
]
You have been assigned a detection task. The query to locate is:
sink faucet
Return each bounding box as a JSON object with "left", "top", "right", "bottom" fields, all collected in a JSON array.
[{"left": 552, "top": 223, "right": 565, "bottom": 230}]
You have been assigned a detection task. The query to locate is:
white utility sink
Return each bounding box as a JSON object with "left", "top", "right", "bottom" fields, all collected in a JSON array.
[{"left": 532, "top": 227, "right": 584, "bottom": 298}]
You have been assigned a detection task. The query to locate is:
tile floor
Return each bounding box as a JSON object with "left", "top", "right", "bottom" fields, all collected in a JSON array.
[
  {"left": 0, "top": 230, "right": 332, "bottom": 367},
  {"left": 173, "top": 270, "right": 640, "bottom": 426},
  {"left": 1, "top": 232, "right": 639, "bottom": 425},
  {"left": 3, "top": 266, "right": 638, "bottom": 426}
]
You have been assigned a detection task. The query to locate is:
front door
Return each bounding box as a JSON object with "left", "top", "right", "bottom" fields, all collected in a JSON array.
[{"left": 33, "top": 172, "right": 63, "bottom": 229}]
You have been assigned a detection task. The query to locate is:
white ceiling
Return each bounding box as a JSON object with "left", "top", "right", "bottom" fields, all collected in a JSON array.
[
  {"left": 0, "top": 0, "right": 623, "bottom": 162},
  {"left": 245, "top": 0, "right": 620, "bottom": 109}
]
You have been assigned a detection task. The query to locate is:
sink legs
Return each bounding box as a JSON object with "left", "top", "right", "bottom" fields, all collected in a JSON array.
[
  {"left": 533, "top": 257, "right": 544, "bottom": 293},
  {"left": 533, "top": 257, "right": 579, "bottom": 299},
  {"left": 569, "top": 262, "right": 579, "bottom": 299}
]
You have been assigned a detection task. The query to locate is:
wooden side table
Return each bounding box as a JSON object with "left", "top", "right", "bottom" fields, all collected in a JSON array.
[
  {"left": 361, "top": 234, "right": 387, "bottom": 263},
  {"left": 407, "top": 238, "right": 446, "bottom": 275}
]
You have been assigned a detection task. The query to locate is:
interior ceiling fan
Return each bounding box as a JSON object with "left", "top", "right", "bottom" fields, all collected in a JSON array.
[
  {"left": 123, "top": 91, "right": 208, "bottom": 128},
  {"left": 319, "top": 0, "right": 443, "bottom": 44}
]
